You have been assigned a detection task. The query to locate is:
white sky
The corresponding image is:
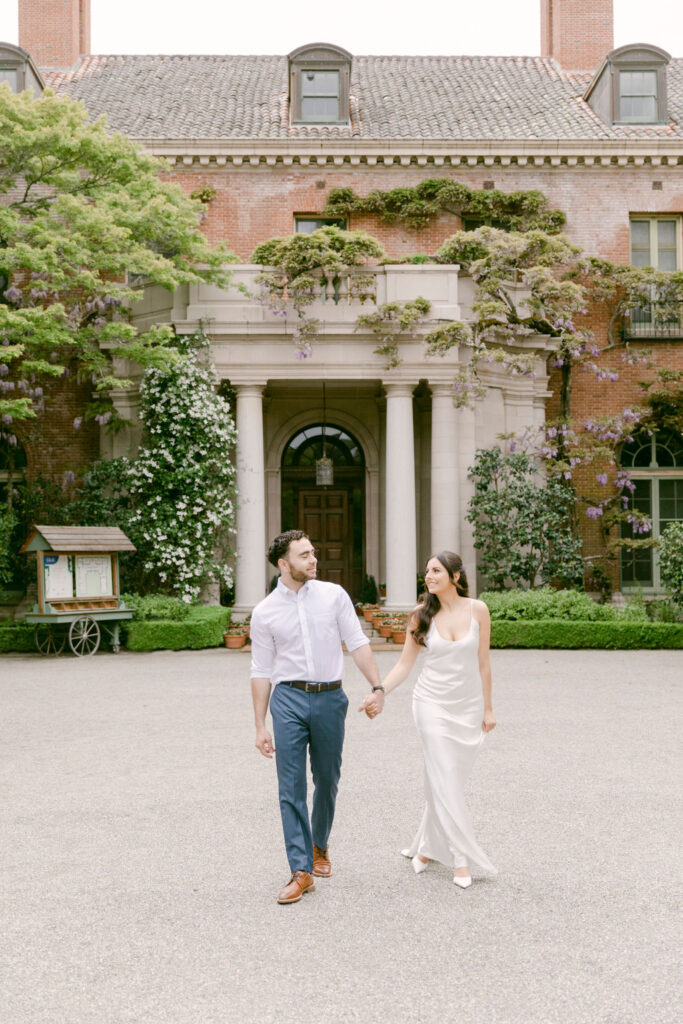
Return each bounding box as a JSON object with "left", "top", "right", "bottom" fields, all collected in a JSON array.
[{"left": 0, "top": 0, "right": 681, "bottom": 57}]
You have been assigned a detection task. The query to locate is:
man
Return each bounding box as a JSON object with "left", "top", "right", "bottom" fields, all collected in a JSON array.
[{"left": 250, "top": 530, "right": 385, "bottom": 904}]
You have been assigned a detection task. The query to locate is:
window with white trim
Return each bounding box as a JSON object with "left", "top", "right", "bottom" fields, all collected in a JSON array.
[
  {"left": 620, "top": 430, "right": 683, "bottom": 590},
  {"left": 627, "top": 217, "right": 683, "bottom": 338}
]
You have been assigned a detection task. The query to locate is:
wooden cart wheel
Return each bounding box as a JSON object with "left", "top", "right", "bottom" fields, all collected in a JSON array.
[
  {"left": 68, "top": 616, "right": 101, "bottom": 657},
  {"left": 34, "top": 624, "right": 66, "bottom": 656}
]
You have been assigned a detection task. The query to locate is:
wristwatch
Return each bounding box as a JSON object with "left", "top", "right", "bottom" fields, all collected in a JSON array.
[{"left": 372, "top": 685, "right": 385, "bottom": 694}]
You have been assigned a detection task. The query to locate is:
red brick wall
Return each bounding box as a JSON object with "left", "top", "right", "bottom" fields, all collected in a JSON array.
[
  {"left": 540, "top": 0, "right": 614, "bottom": 71},
  {"left": 164, "top": 162, "right": 683, "bottom": 263},
  {"left": 19, "top": 373, "right": 99, "bottom": 488},
  {"left": 19, "top": 0, "right": 90, "bottom": 68}
]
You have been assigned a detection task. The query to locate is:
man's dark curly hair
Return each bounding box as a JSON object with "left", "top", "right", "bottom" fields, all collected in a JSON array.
[{"left": 267, "top": 530, "right": 310, "bottom": 567}]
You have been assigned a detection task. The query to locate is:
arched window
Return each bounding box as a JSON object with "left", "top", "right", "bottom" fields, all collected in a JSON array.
[
  {"left": 282, "top": 425, "right": 363, "bottom": 468},
  {"left": 619, "top": 429, "right": 683, "bottom": 589}
]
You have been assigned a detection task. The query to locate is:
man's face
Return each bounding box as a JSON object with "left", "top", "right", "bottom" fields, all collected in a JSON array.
[{"left": 282, "top": 537, "right": 317, "bottom": 583}]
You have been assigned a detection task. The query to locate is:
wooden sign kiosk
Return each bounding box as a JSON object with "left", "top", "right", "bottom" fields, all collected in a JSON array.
[{"left": 20, "top": 526, "right": 136, "bottom": 656}]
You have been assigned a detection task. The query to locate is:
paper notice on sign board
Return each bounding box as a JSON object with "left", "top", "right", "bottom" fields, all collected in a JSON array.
[
  {"left": 44, "top": 554, "right": 74, "bottom": 600},
  {"left": 75, "top": 556, "right": 113, "bottom": 597}
]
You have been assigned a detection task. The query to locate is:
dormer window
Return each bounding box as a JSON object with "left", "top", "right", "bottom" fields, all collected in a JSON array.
[
  {"left": 584, "top": 44, "right": 670, "bottom": 126},
  {"left": 618, "top": 70, "right": 658, "bottom": 123},
  {"left": 0, "top": 42, "right": 44, "bottom": 95},
  {"left": 289, "top": 43, "right": 351, "bottom": 125}
]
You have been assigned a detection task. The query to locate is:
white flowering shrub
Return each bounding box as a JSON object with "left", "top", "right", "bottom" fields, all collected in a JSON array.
[{"left": 128, "top": 332, "right": 237, "bottom": 602}]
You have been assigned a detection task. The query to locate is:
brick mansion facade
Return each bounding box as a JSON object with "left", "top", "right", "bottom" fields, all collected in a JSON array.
[{"left": 2, "top": 0, "right": 682, "bottom": 606}]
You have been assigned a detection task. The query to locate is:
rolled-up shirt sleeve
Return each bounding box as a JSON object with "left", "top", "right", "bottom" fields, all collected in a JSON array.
[
  {"left": 336, "top": 588, "right": 370, "bottom": 653},
  {"left": 250, "top": 612, "right": 276, "bottom": 679}
]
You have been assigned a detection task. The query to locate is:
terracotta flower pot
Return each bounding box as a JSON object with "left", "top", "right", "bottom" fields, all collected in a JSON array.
[
  {"left": 362, "top": 607, "right": 378, "bottom": 622},
  {"left": 379, "top": 623, "right": 393, "bottom": 638},
  {"left": 224, "top": 633, "right": 247, "bottom": 649},
  {"left": 391, "top": 630, "right": 406, "bottom": 644}
]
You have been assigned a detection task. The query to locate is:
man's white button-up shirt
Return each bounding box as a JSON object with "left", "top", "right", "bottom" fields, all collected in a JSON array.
[{"left": 250, "top": 579, "right": 369, "bottom": 684}]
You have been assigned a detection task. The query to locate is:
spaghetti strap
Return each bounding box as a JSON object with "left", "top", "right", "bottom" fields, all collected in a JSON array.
[{"left": 468, "top": 598, "right": 473, "bottom": 627}]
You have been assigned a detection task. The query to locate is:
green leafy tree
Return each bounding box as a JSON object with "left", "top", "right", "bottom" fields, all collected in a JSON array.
[
  {"left": 467, "top": 446, "right": 583, "bottom": 590},
  {"left": 658, "top": 521, "right": 683, "bottom": 607},
  {"left": 0, "top": 85, "right": 232, "bottom": 428}
]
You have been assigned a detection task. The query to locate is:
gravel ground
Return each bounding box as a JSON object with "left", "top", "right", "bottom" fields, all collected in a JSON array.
[{"left": 1, "top": 647, "right": 681, "bottom": 1024}]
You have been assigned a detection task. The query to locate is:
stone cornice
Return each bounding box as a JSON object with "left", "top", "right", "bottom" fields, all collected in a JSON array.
[{"left": 142, "top": 137, "right": 683, "bottom": 167}]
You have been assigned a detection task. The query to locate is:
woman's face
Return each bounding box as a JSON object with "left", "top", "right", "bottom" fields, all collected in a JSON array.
[{"left": 424, "top": 557, "right": 458, "bottom": 596}]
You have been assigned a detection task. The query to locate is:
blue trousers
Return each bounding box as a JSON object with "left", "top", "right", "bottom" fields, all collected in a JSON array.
[{"left": 269, "top": 683, "right": 349, "bottom": 873}]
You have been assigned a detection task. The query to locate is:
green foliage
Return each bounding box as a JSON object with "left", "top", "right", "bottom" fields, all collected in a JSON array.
[
  {"left": 480, "top": 587, "right": 647, "bottom": 621},
  {"left": 467, "top": 446, "right": 584, "bottom": 589},
  {"left": 0, "top": 506, "right": 18, "bottom": 587},
  {"left": 638, "top": 369, "right": 683, "bottom": 435},
  {"left": 658, "top": 521, "right": 683, "bottom": 606},
  {"left": 123, "top": 605, "right": 230, "bottom": 651},
  {"left": 489, "top": 619, "right": 683, "bottom": 649},
  {"left": 0, "top": 85, "right": 233, "bottom": 427},
  {"left": 251, "top": 225, "right": 385, "bottom": 357},
  {"left": 0, "top": 620, "right": 35, "bottom": 652},
  {"left": 359, "top": 573, "right": 379, "bottom": 604},
  {"left": 356, "top": 296, "right": 430, "bottom": 367},
  {"left": 323, "top": 180, "right": 565, "bottom": 233},
  {"left": 120, "top": 592, "right": 191, "bottom": 621},
  {"left": 189, "top": 186, "right": 217, "bottom": 204},
  {"left": 126, "top": 332, "right": 237, "bottom": 602}
]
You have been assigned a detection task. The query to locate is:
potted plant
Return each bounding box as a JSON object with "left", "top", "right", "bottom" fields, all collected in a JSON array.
[
  {"left": 224, "top": 623, "right": 248, "bottom": 649},
  {"left": 378, "top": 617, "right": 394, "bottom": 639},
  {"left": 391, "top": 613, "right": 408, "bottom": 644},
  {"left": 357, "top": 602, "right": 380, "bottom": 622}
]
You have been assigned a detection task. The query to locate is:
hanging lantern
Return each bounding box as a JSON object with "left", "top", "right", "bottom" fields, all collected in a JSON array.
[
  {"left": 316, "top": 382, "right": 334, "bottom": 486},
  {"left": 316, "top": 455, "right": 334, "bottom": 486}
]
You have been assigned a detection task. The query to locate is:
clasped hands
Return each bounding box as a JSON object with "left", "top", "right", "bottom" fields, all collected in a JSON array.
[{"left": 358, "top": 688, "right": 385, "bottom": 720}]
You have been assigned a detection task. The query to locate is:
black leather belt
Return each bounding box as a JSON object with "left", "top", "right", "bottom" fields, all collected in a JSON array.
[{"left": 281, "top": 680, "right": 342, "bottom": 693}]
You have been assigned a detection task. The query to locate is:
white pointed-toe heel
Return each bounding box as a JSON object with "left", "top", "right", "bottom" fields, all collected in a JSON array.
[
  {"left": 400, "top": 849, "right": 412, "bottom": 858},
  {"left": 453, "top": 873, "right": 472, "bottom": 888},
  {"left": 411, "top": 856, "right": 429, "bottom": 874}
]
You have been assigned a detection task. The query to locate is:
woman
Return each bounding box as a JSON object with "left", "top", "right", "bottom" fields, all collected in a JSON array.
[{"left": 360, "top": 551, "right": 497, "bottom": 887}]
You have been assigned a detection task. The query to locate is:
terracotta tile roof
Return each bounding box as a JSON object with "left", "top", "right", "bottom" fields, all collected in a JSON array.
[{"left": 43, "top": 54, "right": 683, "bottom": 141}]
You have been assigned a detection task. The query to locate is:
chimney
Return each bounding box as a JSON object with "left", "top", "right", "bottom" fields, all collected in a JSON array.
[
  {"left": 540, "top": 0, "right": 614, "bottom": 71},
  {"left": 18, "top": 0, "right": 91, "bottom": 69}
]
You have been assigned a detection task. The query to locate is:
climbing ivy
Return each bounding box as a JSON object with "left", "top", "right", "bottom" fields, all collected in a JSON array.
[{"left": 323, "top": 179, "right": 566, "bottom": 233}]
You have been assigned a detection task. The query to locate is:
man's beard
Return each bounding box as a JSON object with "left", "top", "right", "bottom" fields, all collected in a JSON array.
[{"left": 289, "top": 567, "right": 316, "bottom": 583}]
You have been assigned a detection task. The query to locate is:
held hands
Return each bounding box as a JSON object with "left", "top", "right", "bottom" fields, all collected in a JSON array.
[
  {"left": 358, "top": 689, "right": 385, "bottom": 720},
  {"left": 482, "top": 709, "right": 496, "bottom": 733},
  {"left": 255, "top": 727, "right": 275, "bottom": 758}
]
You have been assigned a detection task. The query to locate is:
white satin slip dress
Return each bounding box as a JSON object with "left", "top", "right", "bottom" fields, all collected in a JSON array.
[{"left": 405, "top": 602, "right": 497, "bottom": 874}]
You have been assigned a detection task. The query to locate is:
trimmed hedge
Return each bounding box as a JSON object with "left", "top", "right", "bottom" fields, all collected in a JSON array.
[
  {"left": 0, "top": 622, "right": 35, "bottom": 653},
  {"left": 481, "top": 587, "right": 648, "bottom": 622},
  {"left": 490, "top": 620, "right": 683, "bottom": 649},
  {"left": 123, "top": 605, "right": 231, "bottom": 652}
]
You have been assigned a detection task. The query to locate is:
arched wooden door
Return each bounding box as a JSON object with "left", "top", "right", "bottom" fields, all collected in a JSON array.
[{"left": 281, "top": 425, "right": 365, "bottom": 599}]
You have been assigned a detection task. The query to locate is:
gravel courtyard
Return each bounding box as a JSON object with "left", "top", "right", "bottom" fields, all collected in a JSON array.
[{"left": 1, "top": 648, "right": 681, "bottom": 1024}]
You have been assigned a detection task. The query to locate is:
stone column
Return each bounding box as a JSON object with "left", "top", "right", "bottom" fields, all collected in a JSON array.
[
  {"left": 233, "top": 384, "right": 267, "bottom": 613},
  {"left": 384, "top": 383, "right": 417, "bottom": 609},
  {"left": 430, "top": 382, "right": 460, "bottom": 556},
  {"left": 456, "top": 404, "right": 478, "bottom": 595}
]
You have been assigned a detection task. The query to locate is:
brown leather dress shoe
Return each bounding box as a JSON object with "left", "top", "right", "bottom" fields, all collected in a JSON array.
[
  {"left": 277, "top": 870, "right": 315, "bottom": 904},
  {"left": 312, "top": 845, "right": 332, "bottom": 877}
]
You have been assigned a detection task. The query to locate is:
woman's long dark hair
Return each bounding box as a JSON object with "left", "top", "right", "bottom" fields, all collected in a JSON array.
[{"left": 411, "top": 551, "right": 469, "bottom": 647}]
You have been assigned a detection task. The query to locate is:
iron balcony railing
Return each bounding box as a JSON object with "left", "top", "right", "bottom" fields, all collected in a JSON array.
[{"left": 622, "top": 302, "right": 683, "bottom": 340}]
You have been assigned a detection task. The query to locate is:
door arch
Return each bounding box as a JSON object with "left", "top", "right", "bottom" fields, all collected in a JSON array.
[{"left": 281, "top": 424, "right": 365, "bottom": 598}]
